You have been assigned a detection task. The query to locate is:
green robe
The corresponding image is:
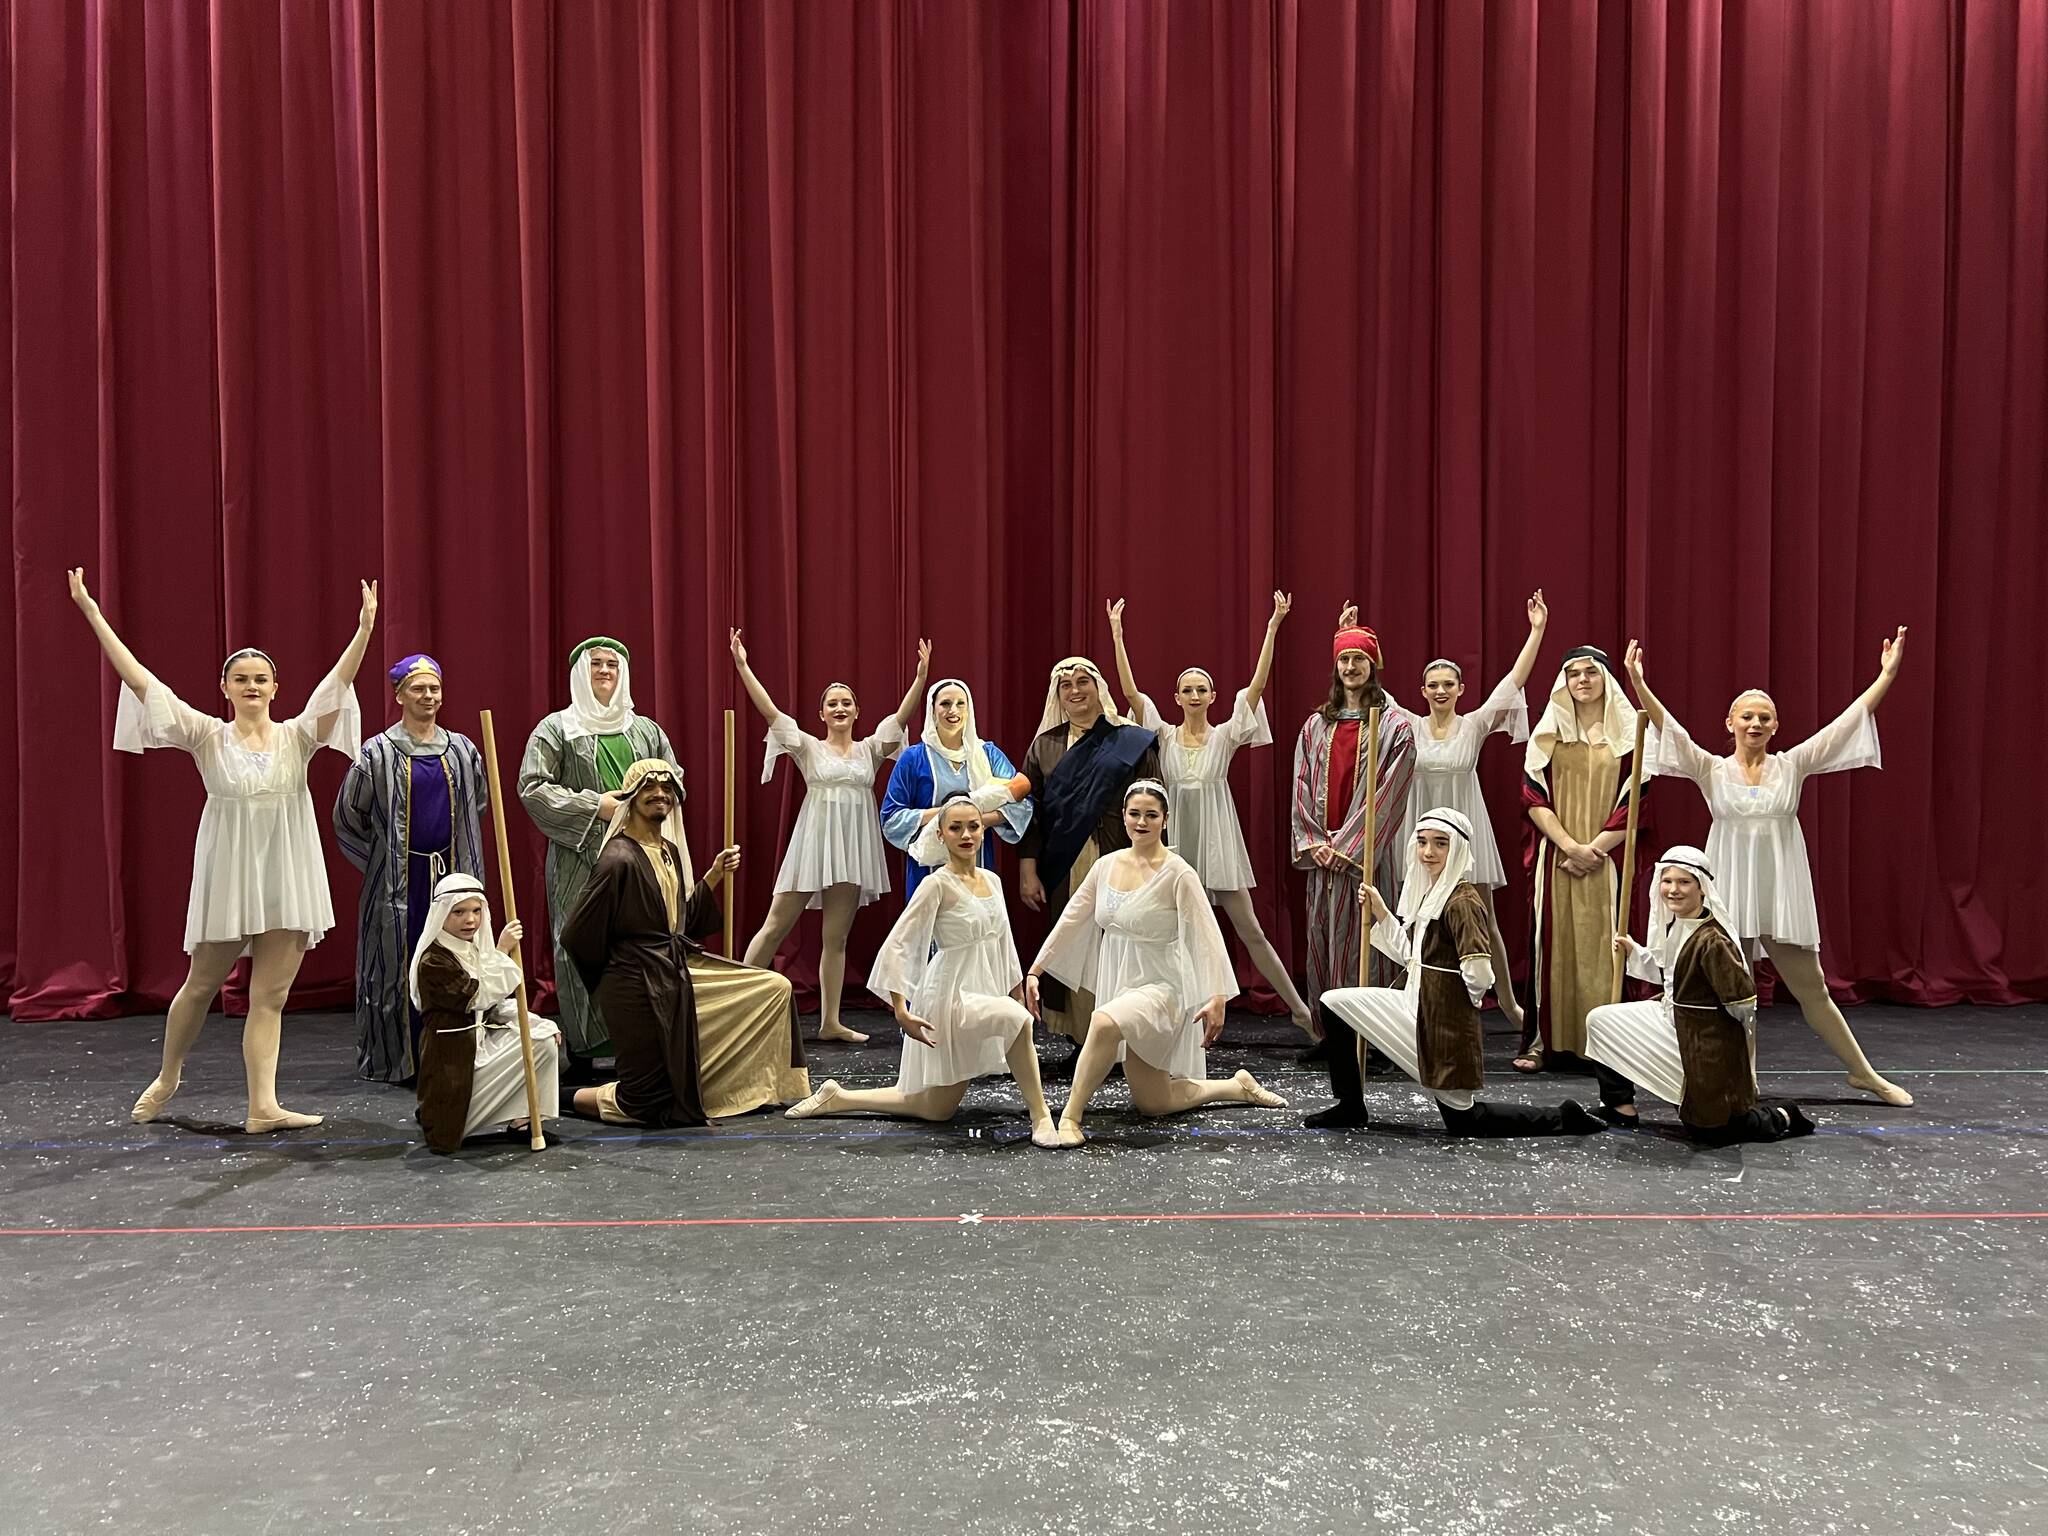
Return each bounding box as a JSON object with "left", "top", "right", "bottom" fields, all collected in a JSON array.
[{"left": 516, "top": 711, "right": 678, "bottom": 1055}]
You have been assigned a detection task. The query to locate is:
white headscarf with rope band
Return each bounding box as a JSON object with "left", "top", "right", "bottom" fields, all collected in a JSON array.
[
  {"left": 1525, "top": 645, "right": 1636, "bottom": 775},
  {"left": 406, "top": 873, "right": 524, "bottom": 1024},
  {"left": 1036, "top": 656, "right": 1128, "bottom": 736},
  {"left": 558, "top": 638, "right": 637, "bottom": 741},
  {"left": 602, "top": 758, "right": 696, "bottom": 891},
  {"left": 1642, "top": 845, "right": 1748, "bottom": 981},
  {"left": 1394, "top": 807, "right": 1478, "bottom": 933}
]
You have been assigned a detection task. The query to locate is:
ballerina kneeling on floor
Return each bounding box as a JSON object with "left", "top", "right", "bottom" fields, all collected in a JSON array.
[{"left": 786, "top": 793, "right": 1058, "bottom": 1145}]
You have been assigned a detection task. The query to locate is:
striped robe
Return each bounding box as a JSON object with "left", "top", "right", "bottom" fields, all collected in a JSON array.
[
  {"left": 1290, "top": 707, "right": 1414, "bottom": 1005},
  {"left": 334, "top": 726, "right": 488, "bottom": 1082}
]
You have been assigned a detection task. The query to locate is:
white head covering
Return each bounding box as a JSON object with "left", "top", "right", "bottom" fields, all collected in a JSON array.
[
  {"left": 602, "top": 758, "right": 696, "bottom": 890},
  {"left": 1644, "top": 845, "right": 1748, "bottom": 980},
  {"left": 910, "top": 789, "right": 983, "bottom": 870},
  {"left": 558, "top": 637, "right": 637, "bottom": 741},
  {"left": 1395, "top": 807, "right": 1478, "bottom": 930},
  {"left": 1387, "top": 807, "right": 1478, "bottom": 998},
  {"left": 406, "top": 873, "right": 524, "bottom": 1022},
  {"left": 1036, "top": 656, "right": 1127, "bottom": 736},
  {"left": 1525, "top": 645, "right": 1635, "bottom": 775},
  {"left": 922, "top": 678, "right": 993, "bottom": 791}
]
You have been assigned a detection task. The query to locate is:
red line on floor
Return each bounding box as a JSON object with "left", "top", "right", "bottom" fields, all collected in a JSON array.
[{"left": 3, "top": 1209, "right": 2047, "bottom": 1238}]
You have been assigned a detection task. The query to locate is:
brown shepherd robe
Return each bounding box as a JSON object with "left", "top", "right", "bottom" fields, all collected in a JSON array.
[
  {"left": 414, "top": 946, "right": 487, "bottom": 1153},
  {"left": 562, "top": 835, "right": 807, "bottom": 1127},
  {"left": 1667, "top": 919, "right": 1760, "bottom": 1128},
  {"left": 1412, "top": 882, "right": 1494, "bottom": 1093}
]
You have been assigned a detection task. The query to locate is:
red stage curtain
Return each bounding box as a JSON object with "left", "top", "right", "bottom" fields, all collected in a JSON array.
[{"left": 5, "top": 0, "right": 2042, "bottom": 1020}]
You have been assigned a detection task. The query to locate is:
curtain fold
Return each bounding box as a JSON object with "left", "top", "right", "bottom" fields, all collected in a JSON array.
[{"left": 6, "top": 0, "right": 2041, "bottom": 1019}]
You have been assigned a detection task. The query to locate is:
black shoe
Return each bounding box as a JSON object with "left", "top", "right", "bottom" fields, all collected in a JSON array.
[
  {"left": 1592, "top": 1103, "right": 1641, "bottom": 1129},
  {"left": 1781, "top": 1104, "right": 1817, "bottom": 1138},
  {"left": 1560, "top": 1100, "right": 1606, "bottom": 1135},
  {"left": 1299, "top": 1034, "right": 1335, "bottom": 1065},
  {"left": 1303, "top": 1102, "right": 1371, "bottom": 1129},
  {"left": 1363, "top": 1046, "right": 1397, "bottom": 1077}
]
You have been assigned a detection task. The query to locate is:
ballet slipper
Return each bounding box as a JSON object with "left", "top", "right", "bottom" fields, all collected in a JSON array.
[
  {"left": 1593, "top": 1104, "right": 1640, "bottom": 1128},
  {"left": 1054, "top": 1118, "right": 1086, "bottom": 1148},
  {"left": 1030, "top": 1118, "right": 1062, "bottom": 1149},
  {"left": 817, "top": 1022, "right": 871, "bottom": 1044},
  {"left": 243, "top": 1109, "right": 323, "bottom": 1133},
  {"left": 1289, "top": 1010, "right": 1316, "bottom": 1040},
  {"left": 130, "top": 1076, "right": 180, "bottom": 1124},
  {"left": 1232, "top": 1069, "right": 1288, "bottom": 1109},
  {"left": 784, "top": 1080, "right": 843, "bottom": 1119},
  {"left": 1846, "top": 1073, "right": 1913, "bottom": 1107}
]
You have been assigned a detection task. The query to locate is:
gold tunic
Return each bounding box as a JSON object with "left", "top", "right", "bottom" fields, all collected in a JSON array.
[{"left": 1540, "top": 740, "right": 1620, "bottom": 1055}]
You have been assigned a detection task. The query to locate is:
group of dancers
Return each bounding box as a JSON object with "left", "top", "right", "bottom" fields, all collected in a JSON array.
[{"left": 67, "top": 565, "right": 1913, "bottom": 1152}]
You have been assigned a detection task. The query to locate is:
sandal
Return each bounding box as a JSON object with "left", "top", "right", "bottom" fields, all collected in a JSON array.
[{"left": 1510, "top": 1049, "right": 1543, "bottom": 1075}]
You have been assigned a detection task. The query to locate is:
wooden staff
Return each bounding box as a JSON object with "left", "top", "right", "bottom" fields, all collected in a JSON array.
[
  {"left": 477, "top": 709, "right": 547, "bottom": 1151},
  {"left": 1356, "top": 705, "right": 1383, "bottom": 987},
  {"left": 1609, "top": 709, "right": 1650, "bottom": 1003},
  {"left": 723, "top": 707, "right": 737, "bottom": 956}
]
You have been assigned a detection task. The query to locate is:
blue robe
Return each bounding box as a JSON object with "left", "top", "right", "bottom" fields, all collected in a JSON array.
[
  {"left": 879, "top": 741, "right": 1031, "bottom": 900},
  {"left": 334, "top": 726, "right": 488, "bottom": 1082}
]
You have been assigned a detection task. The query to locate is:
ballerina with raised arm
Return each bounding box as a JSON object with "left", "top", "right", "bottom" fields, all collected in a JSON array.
[
  {"left": 1107, "top": 591, "right": 1313, "bottom": 1036},
  {"left": 70, "top": 567, "right": 376, "bottom": 1132},
  {"left": 786, "top": 793, "right": 1058, "bottom": 1145},
  {"left": 1385, "top": 590, "right": 1548, "bottom": 1033},
  {"left": 1025, "top": 781, "right": 1289, "bottom": 1147},
  {"left": 1622, "top": 631, "right": 1913, "bottom": 1106},
  {"left": 733, "top": 629, "right": 929, "bottom": 1043}
]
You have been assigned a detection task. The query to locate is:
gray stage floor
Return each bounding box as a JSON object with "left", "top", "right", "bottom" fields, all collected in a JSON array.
[{"left": 2, "top": 1003, "right": 2044, "bottom": 1535}]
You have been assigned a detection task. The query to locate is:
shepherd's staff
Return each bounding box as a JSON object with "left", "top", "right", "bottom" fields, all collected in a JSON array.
[
  {"left": 1352, "top": 706, "right": 1383, "bottom": 1081},
  {"left": 477, "top": 709, "right": 546, "bottom": 1151},
  {"left": 723, "top": 708, "right": 738, "bottom": 957},
  {"left": 1609, "top": 709, "right": 1650, "bottom": 1003}
]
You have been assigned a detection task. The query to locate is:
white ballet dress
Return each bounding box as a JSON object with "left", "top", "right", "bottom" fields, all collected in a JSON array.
[
  {"left": 1388, "top": 675, "right": 1527, "bottom": 889},
  {"left": 763, "top": 714, "right": 906, "bottom": 908},
  {"left": 1648, "top": 702, "right": 1879, "bottom": 955},
  {"left": 1032, "top": 851, "right": 1237, "bottom": 1079},
  {"left": 867, "top": 868, "right": 1033, "bottom": 1094},
  {"left": 1133, "top": 688, "right": 1270, "bottom": 895},
  {"left": 115, "top": 674, "right": 362, "bottom": 952}
]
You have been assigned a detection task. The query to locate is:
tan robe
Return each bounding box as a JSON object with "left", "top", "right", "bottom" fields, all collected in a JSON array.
[
  {"left": 1532, "top": 740, "right": 1622, "bottom": 1055},
  {"left": 563, "top": 836, "right": 809, "bottom": 1126}
]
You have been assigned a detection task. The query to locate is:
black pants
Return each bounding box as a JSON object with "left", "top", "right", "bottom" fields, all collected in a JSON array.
[
  {"left": 1319, "top": 1003, "right": 1582, "bottom": 1137},
  {"left": 1436, "top": 1100, "right": 1582, "bottom": 1137},
  {"left": 1592, "top": 1058, "right": 1797, "bottom": 1144}
]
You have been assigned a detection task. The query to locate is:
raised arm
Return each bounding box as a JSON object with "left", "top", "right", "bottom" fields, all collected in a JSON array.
[
  {"left": 68, "top": 568, "right": 156, "bottom": 697},
  {"left": 1506, "top": 589, "right": 1548, "bottom": 689},
  {"left": 1621, "top": 640, "right": 1670, "bottom": 733},
  {"left": 892, "top": 639, "right": 933, "bottom": 731},
  {"left": 728, "top": 628, "right": 782, "bottom": 723},
  {"left": 1105, "top": 599, "right": 1143, "bottom": 712},
  {"left": 1858, "top": 626, "right": 1907, "bottom": 716},
  {"left": 1244, "top": 591, "right": 1292, "bottom": 708},
  {"left": 321, "top": 580, "right": 379, "bottom": 689}
]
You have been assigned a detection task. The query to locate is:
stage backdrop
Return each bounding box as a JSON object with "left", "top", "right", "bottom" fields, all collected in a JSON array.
[{"left": 5, "top": 0, "right": 2043, "bottom": 1020}]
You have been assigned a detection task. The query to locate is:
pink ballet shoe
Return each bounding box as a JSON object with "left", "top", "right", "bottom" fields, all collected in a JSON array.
[
  {"left": 244, "top": 1109, "right": 324, "bottom": 1133},
  {"left": 130, "top": 1077, "right": 180, "bottom": 1124}
]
